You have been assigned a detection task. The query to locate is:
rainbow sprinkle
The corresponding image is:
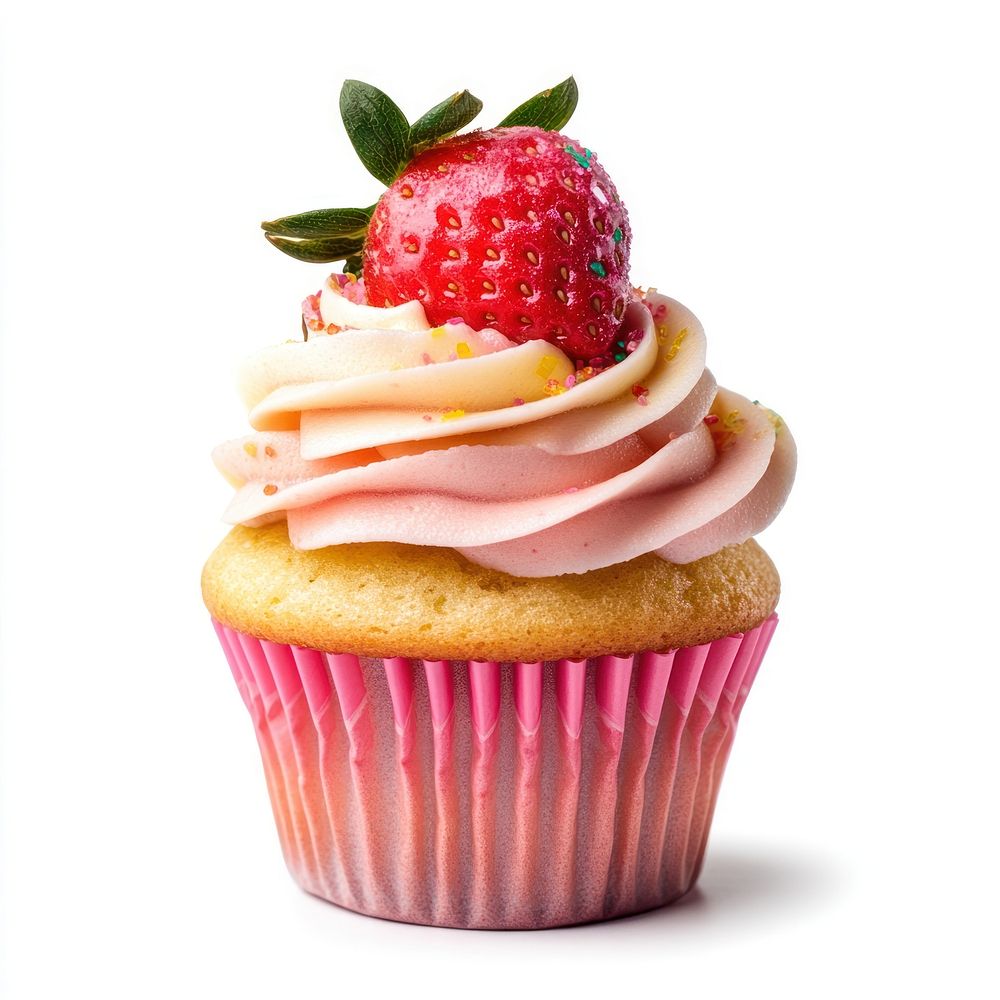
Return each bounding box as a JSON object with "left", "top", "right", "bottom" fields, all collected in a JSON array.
[
  {"left": 243, "top": 442, "right": 258, "bottom": 458},
  {"left": 441, "top": 408, "right": 465, "bottom": 421},
  {"left": 564, "top": 145, "right": 592, "bottom": 169},
  {"left": 456, "top": 341, "right": 472, "bottom": 359}
]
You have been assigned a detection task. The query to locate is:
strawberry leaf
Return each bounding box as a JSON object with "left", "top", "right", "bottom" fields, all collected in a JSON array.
[
  {"left": 497, "top": 76, "right": 578, "bottom": 132},
  {"left": 340, "top": 80, "right": 412, "bottom": 186},
  {"left": 409, "top": 90, "right": 484, "bottom": 152},
  {"left": 261, "top": 206, "right": 373, "bottom": 239},
  {"left": 264, "top": 232, "right": 365, "bottom": 264}
]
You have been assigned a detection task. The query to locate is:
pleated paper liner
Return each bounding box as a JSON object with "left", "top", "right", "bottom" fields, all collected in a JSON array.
[{"left": 213, "top": 614, "right": 777, "bottom": 929}]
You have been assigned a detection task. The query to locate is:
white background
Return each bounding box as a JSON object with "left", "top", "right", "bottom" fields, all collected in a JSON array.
[{"left": 2, "top": 1, "right": 998, "bottom": 996}]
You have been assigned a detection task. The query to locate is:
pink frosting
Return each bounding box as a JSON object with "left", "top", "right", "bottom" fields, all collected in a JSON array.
[{"left": 213, "top": 280, "right": 795, "bottom": 577}]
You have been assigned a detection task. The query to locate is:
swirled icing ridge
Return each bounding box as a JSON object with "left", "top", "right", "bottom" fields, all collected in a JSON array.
[{"left": 213, "top": 283, "right": 795, "bottom": 576}]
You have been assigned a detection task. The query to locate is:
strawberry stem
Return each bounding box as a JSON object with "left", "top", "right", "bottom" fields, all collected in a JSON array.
[
  {"left": 339, "top": 80, "right": 412, "bottom": 186},
  {"left": 497, "top": 76, "right": 578, "bottom": 131}
]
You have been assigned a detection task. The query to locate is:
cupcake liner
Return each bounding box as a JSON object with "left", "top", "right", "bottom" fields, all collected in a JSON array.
[{"left": 212, "top": 614, "right": 777, "bottom": 929}]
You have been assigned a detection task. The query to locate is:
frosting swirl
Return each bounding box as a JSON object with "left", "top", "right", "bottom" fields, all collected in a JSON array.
[{"left": 214, "top": 281, "right": 795, "bottom": 577}]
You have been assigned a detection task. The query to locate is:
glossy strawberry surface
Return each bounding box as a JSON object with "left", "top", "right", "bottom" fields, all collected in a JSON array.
[{"left": 363, "top": 126, "right": 631, "bottom": 361}]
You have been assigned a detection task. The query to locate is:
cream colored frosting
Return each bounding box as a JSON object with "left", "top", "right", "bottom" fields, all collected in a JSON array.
[{"left": 214, "top": 280, "right": 795, "bottom": 577}]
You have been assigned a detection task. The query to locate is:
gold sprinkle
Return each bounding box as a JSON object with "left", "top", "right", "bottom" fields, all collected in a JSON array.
[
  {"left": 442, "top": 408, "right": 465, "bottom": 421},
  {"left": 559, "top": 229, "right": 570, "bottom": 244},
  {"left": 447, "top": 248, "right": 460, "bottom": 259},
  {"left": 400, "top": 185, "right": 414, "bottom": 198},
  {"left": 456, "top": 342, "right": 472, "bottom": 358},
  {"left": 560, "top": 265, "right": 569, "bottom": 280},
  {"left": 243, "top": 442, "right": 258, "bottom": 458},
  {"left": 263, "top": 484, "right": 278, "bottom": 496},
  {"left": 556, "top": 289, "right": 568, "bottom": 303},
  {"left": 448, "top": 216, "right": 461, "bottom": 229},
  {"left": 664, "top": 326, "right": 689, "bottom": 359},
  {"left": 723, "top": 410, "right": 747, "bottom": 433},
  {"left": 264, "top": 445, "right": 276, "bottom": 458},
  {"left": 519, "top": 282, "right": 532, "bottom": 296},
  {"left": 482, "top": 279, "right": 495, "bottom": 292},
  {"left": 536, "top": 355, "right": 557, "bottom": 378},
  {"left": 491, "top": 216, "right": 503, "bottom": 230},
  {"left": 526, "top": 250, "right": 539, "bottom": 265},
  {"left": 485, "top": 248, "right": 500, "bottom": 260}
]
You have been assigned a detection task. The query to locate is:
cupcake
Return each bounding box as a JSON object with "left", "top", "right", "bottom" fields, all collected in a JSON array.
[{"left": 203, "top": 77, "right": 796, "bottom": 929}]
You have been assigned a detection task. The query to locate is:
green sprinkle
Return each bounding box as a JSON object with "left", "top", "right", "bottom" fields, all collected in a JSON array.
[
  {"left": 612, "top": 227, "right": 623, "bottom": 243},
  {"left": 589, "top": 260, "right": 607, "bottom": 277},
  {"left": 564, "top": 144, "right": 592, "bottom": 169},
  {"left": 614, "top": 352, "right": 626, "bottom": 362}
]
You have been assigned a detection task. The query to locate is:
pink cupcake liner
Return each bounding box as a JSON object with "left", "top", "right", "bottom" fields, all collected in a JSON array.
[{"left": 212, "top": 614, "right": 777, "bottom": 929}]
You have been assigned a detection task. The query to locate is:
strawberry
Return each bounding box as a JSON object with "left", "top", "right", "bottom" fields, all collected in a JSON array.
[
  {"left": 262, "top": 77, "right": 632, "bottom": 361},
  {"left": 362, "top": 127, "right": 631, "bottom": 360}
]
